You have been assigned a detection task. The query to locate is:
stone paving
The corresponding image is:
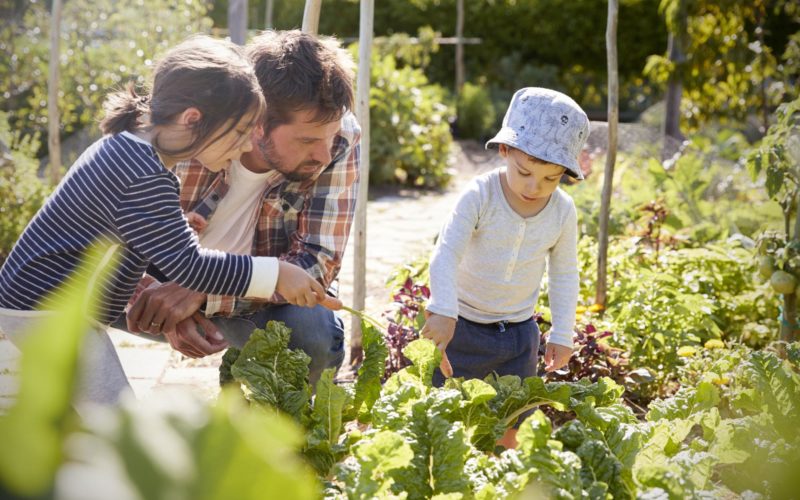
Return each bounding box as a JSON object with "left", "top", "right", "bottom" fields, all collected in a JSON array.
[{"left": 0, "top": 141, "right": 497, "bottom": 408}]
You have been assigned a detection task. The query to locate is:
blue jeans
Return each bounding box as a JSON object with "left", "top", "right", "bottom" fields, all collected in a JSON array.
[
  {"left": 214, "top": 304, "right": 345, "bottom": 386},
  {"left": 432, "top": 316, "right": 539, "bottom": 387}
]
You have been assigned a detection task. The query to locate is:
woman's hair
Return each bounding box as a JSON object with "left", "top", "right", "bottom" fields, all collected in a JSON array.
[
  {"left": 247, "top": 30, "right": 354, "bottom": 133},
  {"left": 100, "top": 35, "right": 266, "bottom": 158}
]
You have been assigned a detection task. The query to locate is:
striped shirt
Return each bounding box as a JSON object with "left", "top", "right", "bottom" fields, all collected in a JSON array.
[
  {"left": 173, "top": 112, "right": 361, "bottom": 317},
  {"left": 0, "top": 132, "right": 277, "bottom": 325}
]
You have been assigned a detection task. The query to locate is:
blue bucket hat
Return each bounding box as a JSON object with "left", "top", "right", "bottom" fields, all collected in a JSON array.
[{"left": 486, "top": 87, "right": 589, "bottom": 179}]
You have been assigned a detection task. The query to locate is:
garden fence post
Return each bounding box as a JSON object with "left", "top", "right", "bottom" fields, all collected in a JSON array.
[
  {"left": 350, "top": 0, "right": 374, "bottom": 365},
  {"left": 302, "top": 0, "right": 322, "bottom": 35},
  {"left": 228, "top": 0, "right": 248, "bottom": 45},
  {"left": 596, "top": 0, "right": 618, "bottom": 309},
  {"left": 48, "top": 0, "right": 63, "bottom": 184}
]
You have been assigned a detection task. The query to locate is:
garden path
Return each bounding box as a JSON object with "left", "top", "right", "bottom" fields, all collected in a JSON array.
[{"left": 0, "top": 140, "right": 497, "bottom": 407}]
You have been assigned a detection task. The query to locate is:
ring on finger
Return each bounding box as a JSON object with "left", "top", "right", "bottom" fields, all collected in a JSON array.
[{"left": 150, "top": 321, "right": 162, "bottom": 330}]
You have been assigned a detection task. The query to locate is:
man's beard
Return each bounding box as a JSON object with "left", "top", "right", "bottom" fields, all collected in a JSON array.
[{"left": 258, "top": 136, "right": 323, "bottom": 182}]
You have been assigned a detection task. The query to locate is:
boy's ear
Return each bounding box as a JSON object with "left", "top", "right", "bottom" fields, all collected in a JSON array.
[
  {"left": 178, "top": 107, "right": 203, "bottom": 126},
  {"left": 498, "top": 143, "right": 510, "bottom": 158}
]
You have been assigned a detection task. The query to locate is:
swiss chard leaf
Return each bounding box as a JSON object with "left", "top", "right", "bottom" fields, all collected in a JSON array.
[
  {"left": 346, "top": 319, "right": 388, "bottom": 422},
  {"left": 230, "top": 321, "right": 312, "bottom": 424},
  {"left": 304, "top": 368, "right": 350, "bottom": 477}
]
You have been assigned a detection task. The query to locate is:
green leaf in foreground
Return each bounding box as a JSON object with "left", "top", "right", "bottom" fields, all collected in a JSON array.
[
  {"left": 0, "top": 243, "right": 118, "bottom": 496},
  {"left": 55, "top": 388, "right": 320, "bottom": 500}
]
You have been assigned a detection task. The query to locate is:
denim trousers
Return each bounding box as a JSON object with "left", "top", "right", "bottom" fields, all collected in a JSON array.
[{"left": 432, "top": 316, "right": 540, "bottom": 387}]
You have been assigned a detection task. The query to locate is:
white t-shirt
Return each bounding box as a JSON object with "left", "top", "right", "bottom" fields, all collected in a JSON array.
[{"left": 199, "top": 160, "right": 270, "bottom": 255}]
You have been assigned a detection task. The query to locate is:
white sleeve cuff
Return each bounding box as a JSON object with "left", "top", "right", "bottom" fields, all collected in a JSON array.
[
  {"left": 547, "top": 329, "right": 574, "bottom": 348},
  {"left": 244, "top": 256, "right": 279, "bottom": 299}
]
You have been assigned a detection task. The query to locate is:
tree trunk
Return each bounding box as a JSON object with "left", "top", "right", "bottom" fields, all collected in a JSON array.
[
  {"left": 350, "top": 0, "right": 374, "bottom": 366},
  {"left": 265, "top": 0, "right": 274, "bottom": 30},
  {"left": 596, "top": 0, "right": 618, "bottom": 309},
  {"left": 663, "top": 34, "right": 684, "bottom": 137},
  {"left": 455, "top": 0, "right": 465, "bottom": 94},
  {"left": 228, "top": 0, "right": 248, "bottom": 45},
  {"left": 48, "top": 0, "right": 63, "bottom": 184},
  {"left": 782, "top": 294, "right": 798, "bottom": 342}
]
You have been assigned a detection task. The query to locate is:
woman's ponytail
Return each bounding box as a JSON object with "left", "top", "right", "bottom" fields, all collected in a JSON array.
[{"left": 99, "top": 82, "right": 150, "bottom": 135}]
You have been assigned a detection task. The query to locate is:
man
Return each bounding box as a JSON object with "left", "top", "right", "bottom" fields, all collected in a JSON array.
[{"left": 124, "top": 30, "right": 360, "bottom": 385}]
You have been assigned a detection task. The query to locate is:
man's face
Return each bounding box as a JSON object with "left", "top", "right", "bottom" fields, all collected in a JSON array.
[{"left": 243, "top": 108, "right": 341, "bottom": 180}]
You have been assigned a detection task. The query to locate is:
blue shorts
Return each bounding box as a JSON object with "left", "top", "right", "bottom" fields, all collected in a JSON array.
[{"left": 432, "top": 316, "right": 540, "bottom": 387}]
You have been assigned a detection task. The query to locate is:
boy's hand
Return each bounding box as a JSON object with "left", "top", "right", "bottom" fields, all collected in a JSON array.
[
  {"left": 276, "top": 261, "right": 325, "bottom": 308},
  {"left": 420, "top": 312, "right": 456, "bottom": 378},
  {"left": 543, "top": 343, "right": 573, "bottom": 372}
]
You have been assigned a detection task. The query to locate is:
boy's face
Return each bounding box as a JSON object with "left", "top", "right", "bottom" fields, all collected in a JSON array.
[{"left": 499, "top": 144, "right": 566, "bottom": 203}]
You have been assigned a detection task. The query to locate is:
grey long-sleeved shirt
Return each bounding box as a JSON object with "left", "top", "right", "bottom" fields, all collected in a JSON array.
[{"left": 427, "top": 168, "right": 578, "bottom": 347}]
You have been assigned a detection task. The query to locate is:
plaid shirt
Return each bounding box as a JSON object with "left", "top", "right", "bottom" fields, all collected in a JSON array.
[{"left": 173, "top": 112, "right": 361, "bottom": 317}]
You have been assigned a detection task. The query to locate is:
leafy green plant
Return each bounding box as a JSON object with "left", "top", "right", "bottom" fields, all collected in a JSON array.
[
  {"left": 352, "top": 39, "right": 454, "bottom": 188},
  {"left": 1, "top": 0, "right": 213, "bottom": 159},
  {"left": 748, "top": 97, "right": 800, "bottom": 341},
  {"left": 455, "top": 81, "right": 496, "bottom": 140},
  {"left": 0, "top": 112, "right": 50, "bottom": 265},
  {"left": 0, "top": 249, "right": 321, "bottom": 500}
]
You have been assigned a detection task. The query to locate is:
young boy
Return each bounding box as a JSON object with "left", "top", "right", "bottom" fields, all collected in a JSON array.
[{"left": 421, "top": 88, "right": 588, "bottom": 443}]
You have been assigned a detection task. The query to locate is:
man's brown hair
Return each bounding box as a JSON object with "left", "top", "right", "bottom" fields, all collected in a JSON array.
[{"left": 247, "top": 30, "right": 355, "bottom": 132}]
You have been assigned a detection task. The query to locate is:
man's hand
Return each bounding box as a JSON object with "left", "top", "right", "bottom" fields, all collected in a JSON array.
[
  {"left": 543, "top": 343, "right": 573, "bottom": 372},
  {"left": 164, "top": 313, "right": 228, "bottom": 358},
  {"left": 276, "top": 261, "right": 325, "bottom": 308},
  {"left": 127, "top": 281, "right": 207, "bottom": 336},
  {"left": 420, "top": 312, "right": 456, "bottom": 378}
]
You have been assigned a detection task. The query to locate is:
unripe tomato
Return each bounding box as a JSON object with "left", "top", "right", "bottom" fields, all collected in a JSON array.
[
  {"left": 771, "top": 270, "right": 797, "bottom": 295},
  {"left": 758, "top": 255, "right": 775, "bottom": 280}
]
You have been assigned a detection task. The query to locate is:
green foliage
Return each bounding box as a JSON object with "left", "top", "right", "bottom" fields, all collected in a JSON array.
[
  {"left": 634, "top": 344, "right": 800, "bottom": 498},
  {"left": 748, "top": 96, "right": 800, "bottom": 340},
  {"left": 345, "top": 318, "right": 388, "bottom": 422},
  {"left": 455, "top": 81, "right": 496, "bottom": 140},
  {"left": 0, "top": 272, "right": 320, "bottom": 500},
  {"left": 0, "top": 243, "right": 117, "bottom": 496},
  {"left": 0, "top": 112, "right": 50, "bottom": 265},
  {"left": 227, "top": 321, "right": 312, "bottom": 424},
  {"left": 572, "top": 127, "right": 781, "bottom": 244},
  {"left": 262, "top": 0, "right": 667, "bottom": 117},
  {"left": 353, "top": 36, "right": 455, "bottom": 188},
  {"left": 747, "top": 97, "right": 800, "bottom": 223},
  {"left": 646, "top": 0, "right": 797, "bottom": 130},
  {"left": 1, "top": 0, "right": 213, "bottom": 158}
]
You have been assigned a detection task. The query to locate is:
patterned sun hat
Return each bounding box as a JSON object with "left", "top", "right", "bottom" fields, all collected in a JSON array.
[{"left": 486, "top": 87, "right": 589, "bottom": 179}]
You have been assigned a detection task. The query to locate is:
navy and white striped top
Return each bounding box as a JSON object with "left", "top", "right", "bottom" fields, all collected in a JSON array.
[{"left": 0, "top": 132, "right": 262, "bottom": 325}]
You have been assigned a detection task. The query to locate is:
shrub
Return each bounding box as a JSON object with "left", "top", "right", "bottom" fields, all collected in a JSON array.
[
  {"left": 455, "top": 81, "right": 496, "bottom": 140},
  {"left": 352, "top": 42, "right": 454, "bottom": 188},
  {"left": 0, "top": 112, "right": 50, "bottom": 265},
  {"left": 1, "top": 0, "right": 212, "bottom": 158}
]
